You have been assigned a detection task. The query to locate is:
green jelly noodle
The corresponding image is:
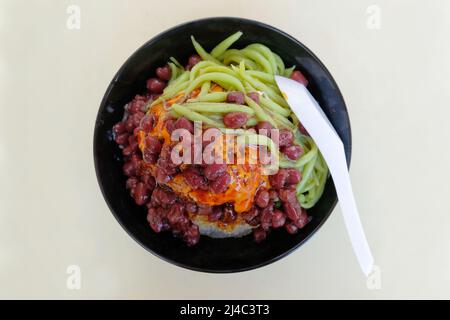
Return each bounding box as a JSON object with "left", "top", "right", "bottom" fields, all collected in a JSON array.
[{"left": 152, "top": 31, "right": 328, "bottom": 209}]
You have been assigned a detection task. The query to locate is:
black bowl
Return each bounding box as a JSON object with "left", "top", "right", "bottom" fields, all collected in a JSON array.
[{"left": 94, "top": 17, "right": 351, "bottom": 273}]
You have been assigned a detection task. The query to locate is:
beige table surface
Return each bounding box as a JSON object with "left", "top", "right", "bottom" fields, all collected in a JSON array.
[{"left": 1, "top": 0, "right": 450, "bottom": 299}]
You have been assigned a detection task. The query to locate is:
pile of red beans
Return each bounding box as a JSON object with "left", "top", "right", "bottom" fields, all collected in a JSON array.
[
  {"left": 112, "top": 54, "right": 310, "bottom": 245},
  {"left": 238, "top": 167, "right": 309, "bottom": 242},
  {"left": 113, "top": 98, "right": 202, "bottom": 245}
]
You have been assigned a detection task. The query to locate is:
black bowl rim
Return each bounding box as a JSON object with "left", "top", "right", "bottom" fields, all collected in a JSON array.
[{"left": 93, "top": 16, "right": 352, "bottom": 273}]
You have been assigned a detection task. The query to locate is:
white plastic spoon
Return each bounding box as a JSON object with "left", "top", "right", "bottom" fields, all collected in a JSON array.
[{"left": 275, "top": 76, "right": 374, "bottom": 276}]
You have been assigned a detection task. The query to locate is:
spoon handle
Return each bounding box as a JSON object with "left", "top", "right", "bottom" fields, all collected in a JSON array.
[{"left": 275, "top": 76, "right": 374, "bottom": 276}]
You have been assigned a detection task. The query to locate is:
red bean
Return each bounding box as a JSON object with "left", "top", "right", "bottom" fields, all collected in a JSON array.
[
  {"left": 144, "top": 135, "right": 162, "bottom": 155},
  {"left": 133, "top": 182, "right": 150, "bottom": 205},
  {"left": 226, "top": 91, "right": 245, "bottom": 104},
  {"left": 122, "top": 145, "right": 137, "bottom": 157},
  {"left": 140, "top": 115, "right": 154, "bottom": 132},
  {"left": 157, "top": 158, "right": 177, "bottom": 176},
  {"left": 113, "top": 122, "right": 126, "bottom": 135},
  {"left": 185, "top": 201, "right": 197, "bottom": 214},
  {"left": 129, "top": 185, "right": 138, "bottom": 201},
  {"left": 156, "top": 65, "right": 171, "bottom": 81},
  {"left": 210, "top": 172, "right": 231, "bottom": 193},
  {"left": 123, "top": 161, "right": 137, "bottom": 177},
  {"left": 140, "top": 173, "right": 155, "bottom": 190},
  {"left": 282, "top": 145, "right": 303, "bottom": 160},
  {"left": 221, "top": 206, "right": 236, "bottom": 223},
  {"left": 208, "top": 206, "right": 223, "bottom": 221},
  {"left": 130, "top": 153, "right": 142, "bottom": 163},
  {"left": 247, "top": 217, "right": 260, "bottom": 227},
  {"left": 286, "top": 168, "right": 301, "bottom": 185},
  {"left": 147, "top": 207, "right": 164, "bottom": 233},
  {"left": 285, "top": 222, "right": 299, "bottom": 234},
  {"left": 278, "top": 187, "right": 297, "bottom": 203},
  {"left": 156, "top": 145, "right": 178, "bottom": 177},
  {"left": 177, "top": 215, "right": 190, "bottom": 229},
  {"left": 247, "top": 92, "right": 260, "bottom": 104},
  {"left": 166, "top": 203, "right": 186, "bottom": 226},
  {"left": 255, "top": 189, "right": 270, "bottom": 208},
  {"left": 293, "top": 209, "right": 309, "bottom": 229},
  {"left": 126, "top": 177, "right": 138, "bottom": 190},
  {"left": 150, "top": 190, "right": 161, "bottom": 207},
  {"left": 291, "top": 70, "right": 309, "bottom": 86},
  {"left": 269, "top": 169, "right": 289, "bottom": 189},
  {"left": 143, "top": 149, "right": 157, "bottom": 164},
  {"left": 182, "top": 168, "right": 207, "bottom": 190},
  {"left": 269, "top": 190, "right": 279, "bottom": 200},
  {"left": 125, "top": 118, "right": 134, "bottom": 133},
  {"left": 115, "top": 133, "right": 129, "bottom": 146},
  {"left": 125, "top": 113, "right": 144, "bottom": 132},
  {"left": 151, "top": 187, "right": 177, "bottom": 207},
  {"left": 164, "top": 119, "right": 176, "bottom": 134},
  {"left": 130, "top": 186, "right": 138, "bottom": 200},
  {"left": 260, "top": 205, "right": 273, "bottom": 230},
  {"left": 185, "top": 223, "right": 200, "bottom": 246},
  {"left": 272, "top": 210, "right": 286, "bottom": 228},
  {"left": 284, "top": 201, "right": 302, "bottom": 221},
  {"left": 127, "top": 99, "right": 147, "bottom": 114},
  {"left": 146, "top": 78, "right": 166, "bottom": 93},
  {"left": 278, "top": 129, "right": 294, "bottom": 147},
  {"left": 127, "top": 103, "right": 140, "bottom": 115},
  {"left": 223, "top": 112, "right": 248, "bottom": 128},
  {"left": 256, "top": 121, "right": 273, "bottom": 137},
  {"left": 297, "top": 122, "right": 309, "bottom": 136},
  {"left": 143, "top": 136, "right": 162, "bottom": 164},
  {"left": 156, "top": 206, "right": 168, "bottom": 219},
  {"left": 133, "top": 127, "right": 141, "bottom": 137},
  {"left": 134, "top": 111, "right": 145, "bottom": 124},
  {"left": 174, "top": 117, "right": 194, "bottom": 134},
  {"left": 155, "top": 168, "right": 170, "bottom": 184},
  {"left": 145, "top": 201, "right": 154, "bottom": 209},
  {"left": 128, "top": 134, "right": 138, "bottom": 147},
  {"left": 253, "top": 227, "right": 267, "bottom": 243},
  {"left": 242, "top": 207, "right": 259, "bottom": 222},
  {"left": 203, "top": 163, "right": 227, "bottom": 181},
  {"left": 188, "top": 54, "right": 202, "bottom": 68},
  {"left": 154, "top": 209, "right": 171, "bottom": 234},
  {"left": 161, "top": 192, "right": 177, "bottom": 207}
]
